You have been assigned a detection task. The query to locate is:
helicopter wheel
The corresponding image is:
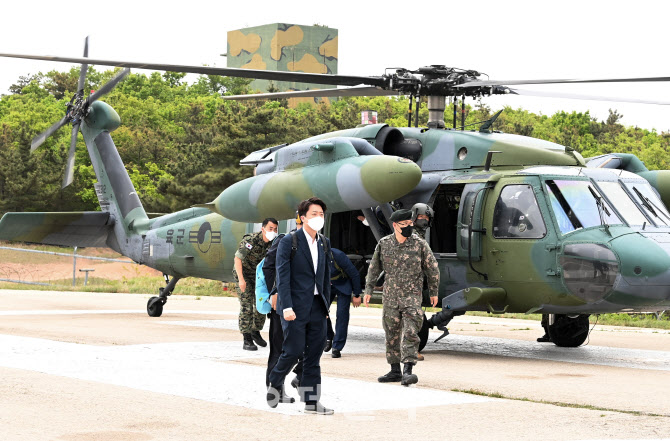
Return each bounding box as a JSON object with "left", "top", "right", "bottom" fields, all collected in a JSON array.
[
  {"left": 418, "top": 313, "right": 430, "bottom": 352},
  {"left": 547, "top": 314, "right": 590, "bottom": 347},
  {"left": 147, "top": 296, "right": 165, "bottom": 317}
]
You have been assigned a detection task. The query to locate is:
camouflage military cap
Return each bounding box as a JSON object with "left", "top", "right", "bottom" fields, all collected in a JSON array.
[{"left": 390, "top": 209, "right": 412, "bottom": 222}]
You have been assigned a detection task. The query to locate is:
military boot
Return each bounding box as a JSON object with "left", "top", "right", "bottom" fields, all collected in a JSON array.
[
  {"left": 377, "top": 363, "right": 402, "bottom": 383},
  {"left": 251, "top": 331, "right": 267, "bottom": 347},
  {"left": 401, "top": 363, "right": 418, "bottom": 386},
  {"left": 243, "top": 333, "right": 258, "bottom": 351}
]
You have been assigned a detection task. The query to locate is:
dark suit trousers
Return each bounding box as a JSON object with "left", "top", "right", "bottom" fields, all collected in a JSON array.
[
  {"left": 266, "top": 308, "right": 302, "bottom": 387},
  {"left": 268, "top": 298, "right": 327, "bottom": 403},
  {"left": 326, "top": 287, "right": 351, "bottom": 351}
]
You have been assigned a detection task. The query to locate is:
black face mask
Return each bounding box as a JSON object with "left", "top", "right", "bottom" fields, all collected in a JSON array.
[
  {"left": 415, "top": 219, "right": 429, "bottom": 229},
  {"left": 400, "top": 225, "right": 413, "bottom": 238}
]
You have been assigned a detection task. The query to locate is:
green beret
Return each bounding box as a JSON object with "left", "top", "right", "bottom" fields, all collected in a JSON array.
[{"left": 390, "top": 209, "right": 412, "bottom": 222}]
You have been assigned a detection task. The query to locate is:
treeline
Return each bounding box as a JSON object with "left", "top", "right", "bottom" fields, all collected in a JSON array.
[{"left": 1, "top": 67, "right": 669, "bottom": 215}]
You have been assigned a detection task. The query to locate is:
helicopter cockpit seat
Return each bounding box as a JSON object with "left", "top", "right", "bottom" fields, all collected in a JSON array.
[{"left": 493, "top": 185, "right": 546, "bottom": 239}]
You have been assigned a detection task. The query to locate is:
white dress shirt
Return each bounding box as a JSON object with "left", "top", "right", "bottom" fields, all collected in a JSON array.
[{"left": 303, "top": 228, "right": 319, "bottom": 296}]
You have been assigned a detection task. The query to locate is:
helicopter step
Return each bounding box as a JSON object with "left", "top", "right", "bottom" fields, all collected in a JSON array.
[{"left": 147, "top": 274, "right": 181, "bottom": 317}]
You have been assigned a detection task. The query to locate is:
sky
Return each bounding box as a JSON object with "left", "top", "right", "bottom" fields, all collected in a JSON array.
[{"left": 1, "top": 0, "right": 668, "bottom": 132}]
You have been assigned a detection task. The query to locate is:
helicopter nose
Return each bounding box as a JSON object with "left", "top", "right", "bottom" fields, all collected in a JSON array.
[{"left": 606, "top": 233, "right": 670, "bottom": 305}]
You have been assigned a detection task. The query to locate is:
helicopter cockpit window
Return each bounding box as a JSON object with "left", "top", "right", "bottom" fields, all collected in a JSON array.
[
  {"left": 545, "top": 180, "right": 622, "bottom": 234},
  {"left": 493, "top": 185, "right": 546, "bottom": 239},
  {"left": 625, "top": 182, "right": 670, "bottom": 226},
  {"left": 596, "top": 181, "right": 648, "bottom": 226}
]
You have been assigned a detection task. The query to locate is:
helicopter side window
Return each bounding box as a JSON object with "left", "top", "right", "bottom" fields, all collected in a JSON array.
[{"left": 493, "top": 185, "right": 546, "bottom": 239}]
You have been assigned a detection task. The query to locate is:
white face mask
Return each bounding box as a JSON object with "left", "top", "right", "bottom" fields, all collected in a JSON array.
[
  {"left": 264, "top": 230, "right": 277, "bottom": 241},
  {"left": 307, "top": 216, "right": 324, "bottom": 232}
]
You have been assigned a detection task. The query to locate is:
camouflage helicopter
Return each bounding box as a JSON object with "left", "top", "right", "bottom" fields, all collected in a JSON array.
[{"left": 1, "top": 40, "right": 670, "bottom": 350}]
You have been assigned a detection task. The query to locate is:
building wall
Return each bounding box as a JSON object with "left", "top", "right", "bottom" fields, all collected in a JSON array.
[{"left": 227, "top": 23, "right": 338, "bottom": 95}]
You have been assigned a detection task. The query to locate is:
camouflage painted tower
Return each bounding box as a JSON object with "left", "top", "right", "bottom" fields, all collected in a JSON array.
[{"left": 226, "top": 23, "right": 338, "bottom": 96}]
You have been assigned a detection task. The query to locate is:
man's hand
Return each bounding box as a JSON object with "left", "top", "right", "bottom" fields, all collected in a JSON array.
[
  {"left": 238, "top": 279, "right": 246, "bottom": 293},
  {"left": 430, "top": 296, "right": 438, "bottom": 307},
  {"left": 364, "top": 294, "right": 371, "bottom": 307},
  {"left": 352, "top": 296, "right": 362, "bottom": 308},
  {"left": 271, "top": 294, "right": 277, "bottom": 311},
  {"left": 283, "top": 309, "right": 296, "bottom": 321}
]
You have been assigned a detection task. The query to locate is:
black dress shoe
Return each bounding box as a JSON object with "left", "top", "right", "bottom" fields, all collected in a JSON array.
[
  {"left": 537, "top": 334, "right": 552, "bottom": 343},
  {"left": 324, "top": 339, "right": 332, "bottom": 352},
  {"left": 331, "top": 349, "right": 341, "bottom": 358},
  {"left": 266, "top": 384, "right": 280, "bottom": 408},
  {"left": 251, "top": 331, "right": 267, "bottom": 347},
  {"left": 304, "top": 401, "right": 334, "bottom": 415}
]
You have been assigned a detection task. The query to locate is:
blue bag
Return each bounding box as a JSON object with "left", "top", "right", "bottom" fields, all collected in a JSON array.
[{"left": 255, "top": 257, "right": 272, "bottom": 314}]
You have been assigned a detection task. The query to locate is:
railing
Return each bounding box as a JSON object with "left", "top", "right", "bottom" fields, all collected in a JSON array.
[{"left": 0, "top": 246, "right": 135, "bottom": 287}]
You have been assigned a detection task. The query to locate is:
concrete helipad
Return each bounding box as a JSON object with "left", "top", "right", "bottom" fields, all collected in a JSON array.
[{"left": 0, "top": 290, "right": 668, "bottom": 441}]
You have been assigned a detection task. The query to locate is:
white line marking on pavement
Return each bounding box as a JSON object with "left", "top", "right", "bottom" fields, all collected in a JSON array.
[{"left": 0, "top": 334, "right": 490, "bottom": 415}]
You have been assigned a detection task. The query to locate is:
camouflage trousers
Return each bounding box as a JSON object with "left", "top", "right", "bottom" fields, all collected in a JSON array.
[
  {"left": 238, "top": 282, "right": 266, "bottom": 334},
  {"left": 382, "top": 302, "right": 423, "bottom": 365}
]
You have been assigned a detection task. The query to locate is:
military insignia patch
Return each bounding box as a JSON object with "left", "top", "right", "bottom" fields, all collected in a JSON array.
[{"left": 245, "top": 243, "right": 253, "bottom": 250}]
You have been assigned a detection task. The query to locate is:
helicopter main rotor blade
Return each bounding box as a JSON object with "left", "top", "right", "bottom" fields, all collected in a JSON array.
[
  {"left": 86, "top": 68, "right": 130, "bottom": 104},
  {"left": 0, "top": 53, "right": 385, "bottom": 88},
  {"left": 31, "top": 115, "right": 70, "bottom": 151},
  {"left": 507, "top": 87, "right": 670, "bottom": 106},
  {"left": 222, "top": 85, "right": 400, "bottom": 100},
  {"left": 77, "top": 37, "right": 89, "bottom": 93},
  {"left": 457, "top": 76, "right": 670, "bottom": 88},
  {"left": 62, "top": 123, "right": 79, "bottom": 188}
]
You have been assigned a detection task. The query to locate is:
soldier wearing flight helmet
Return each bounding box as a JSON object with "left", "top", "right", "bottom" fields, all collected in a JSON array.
[{"left": 411, "top": 203, "right": 434, "bottom": 240}]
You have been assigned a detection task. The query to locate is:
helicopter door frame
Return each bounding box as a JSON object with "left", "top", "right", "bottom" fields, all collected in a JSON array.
[{"left": 457, "top": 182, "right": 488, "bottom": 263}]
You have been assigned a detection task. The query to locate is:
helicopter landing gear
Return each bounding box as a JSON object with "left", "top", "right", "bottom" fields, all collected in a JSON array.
[
  {"left": 147, "top": 274, "right": 181, "bottom": 317},
  {"left": 418, "top": 313, "right": 430, "bottom": 352},
  {"left": 546, "top": 314, "right": 590, "bottom": 347},
  {"left": 537, "top": 314, "right": 552, "bottom": 343}
]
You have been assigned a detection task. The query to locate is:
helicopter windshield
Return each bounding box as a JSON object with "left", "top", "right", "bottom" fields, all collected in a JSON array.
[
  {"left": 625, "top": 182, "right": 670, "bottom": 226},
  {"left": 595, "top": 181, "right": 648, "bottom": 226},
  {"left": 545, "top": 180, "right": 622, "bottom": 234}
]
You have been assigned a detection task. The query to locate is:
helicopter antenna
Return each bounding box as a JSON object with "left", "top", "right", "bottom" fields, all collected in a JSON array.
[{"left": 479, "top": 109, "right": 504, "bottom": 133}]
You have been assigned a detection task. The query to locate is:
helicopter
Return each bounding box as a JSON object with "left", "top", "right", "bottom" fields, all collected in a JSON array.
[{"left": 1, "top": 38, "right": 669, "bottom": 350}]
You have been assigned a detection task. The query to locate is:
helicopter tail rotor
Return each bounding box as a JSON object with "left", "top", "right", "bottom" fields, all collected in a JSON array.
[{"left": 29, "top": 37, "right": 129, "bottom": 188}]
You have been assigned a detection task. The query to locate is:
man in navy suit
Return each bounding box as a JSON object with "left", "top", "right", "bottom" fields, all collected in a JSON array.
[
  {"left": 325, "top": 248, "right": 362, "bottom": 358},
  {"left": 267, "top": 197, "right": 333, "bottom": 415}
]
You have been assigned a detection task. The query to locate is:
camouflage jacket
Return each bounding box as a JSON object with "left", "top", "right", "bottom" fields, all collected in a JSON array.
[
  {"left": 234, "top": 232, "right": 272, "bottom": 280},
  {"left": 414, "top": 225, "right": 427, "bottom": 239},
  {"left": 364, "top": 233, "right": 439, "bottom": 306}
]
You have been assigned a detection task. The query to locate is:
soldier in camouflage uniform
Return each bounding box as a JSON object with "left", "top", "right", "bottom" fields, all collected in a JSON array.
[
  {"left": 364, "top": 209, "right": 439, "bottom": 386},
  {"left": 234, "top": 218, "right": 279, "bottom": 350},
  {"left": 411, "top": 202, "right": 435, "bottom": 361}
]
